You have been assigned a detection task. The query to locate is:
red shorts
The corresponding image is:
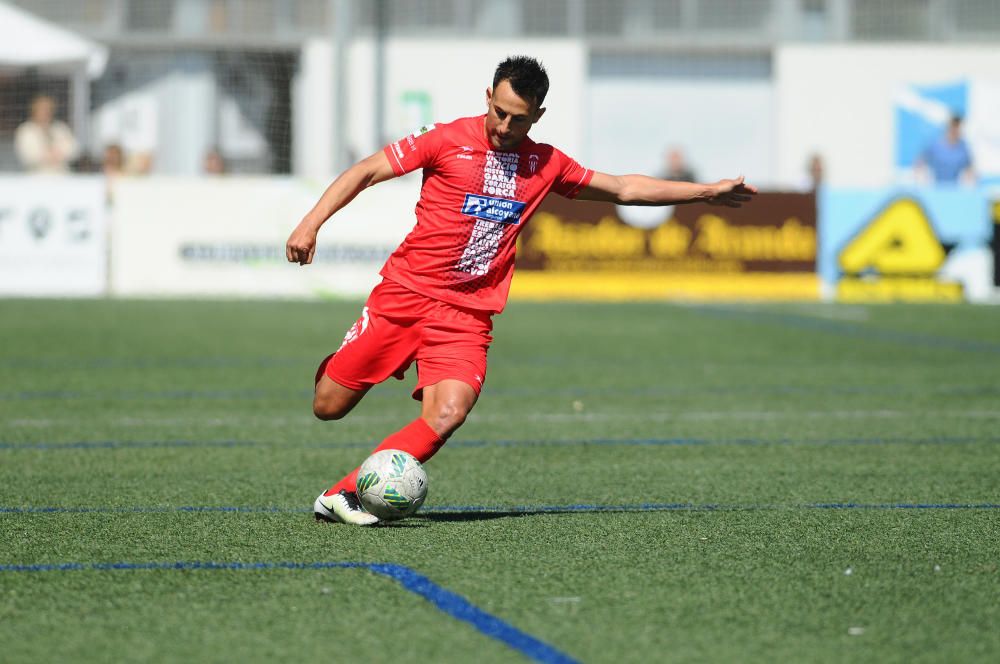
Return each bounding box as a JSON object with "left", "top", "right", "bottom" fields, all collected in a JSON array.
[{"left": 326, "top": 279, "right": 493, "bottom": 400}]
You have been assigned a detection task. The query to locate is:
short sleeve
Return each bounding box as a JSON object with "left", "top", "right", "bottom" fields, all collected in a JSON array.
[
  {"left": 550, "top": 149, "right": 594, "bottom": 199},
  {"left": 383, "top": 123, "right": 443, "bottom": 176},
  {"left": 961, "top": 142, "right": 973, "bottom": 168}
]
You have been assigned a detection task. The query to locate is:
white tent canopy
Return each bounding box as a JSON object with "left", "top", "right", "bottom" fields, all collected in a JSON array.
[
  {"left": 0, "top": 2, "right": 107, "bottom": 77},
  {"left": 0, "top": 2, "right": 109, "bottom": 160}
]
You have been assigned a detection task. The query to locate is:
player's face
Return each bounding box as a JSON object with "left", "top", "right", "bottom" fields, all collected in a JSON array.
[{"left": 484, "top": 80, "right": 545, "bottom": 151}]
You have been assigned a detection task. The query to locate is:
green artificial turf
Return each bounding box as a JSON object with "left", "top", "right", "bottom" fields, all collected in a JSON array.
[{"left": 1, "top": 298, "right": 998, "bottom": 663}]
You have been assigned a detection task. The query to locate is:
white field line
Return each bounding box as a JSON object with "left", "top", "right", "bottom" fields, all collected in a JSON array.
[{"left": 4, "top": 409, "right": 999, "bottom": 429}]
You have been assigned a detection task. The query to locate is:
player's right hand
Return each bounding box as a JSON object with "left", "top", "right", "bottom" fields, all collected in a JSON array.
[{"left": 286, "top": 222, "right": 318, "bottom": 265}]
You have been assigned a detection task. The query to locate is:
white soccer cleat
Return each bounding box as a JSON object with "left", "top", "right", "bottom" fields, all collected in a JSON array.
[{"left": 313, "top": 490, "right": 379, "bottom": 526}]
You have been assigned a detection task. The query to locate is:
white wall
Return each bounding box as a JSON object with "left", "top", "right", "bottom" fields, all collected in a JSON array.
[
  {"left": 775, "top": 44, "right": 1000, "bottom": 188},
  {"left": 585, "top": 76, "right": 774, "bottom": 185},
  {"left": 293, "top": 40, "right": 335, "bottom": 180},
  {"left": 294, "top": 38, "right": 587, "bottom": 181}
]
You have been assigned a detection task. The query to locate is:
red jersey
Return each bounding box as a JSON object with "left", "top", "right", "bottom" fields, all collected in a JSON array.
[{"left": 381, "top": 115, "right": 594, "bottom": 313}]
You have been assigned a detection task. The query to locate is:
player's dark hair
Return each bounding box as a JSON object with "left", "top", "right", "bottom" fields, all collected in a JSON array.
[{"left": 493, "top": 56, "right": 549, "bottom": 108}]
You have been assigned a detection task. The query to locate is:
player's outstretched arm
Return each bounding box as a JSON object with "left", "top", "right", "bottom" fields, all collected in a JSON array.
[
  {"left": 286, "top": 151, "right": 397, "bottom": 265},
  {"left": 577, "top": 172, "right": 757, "bottom": 208}
]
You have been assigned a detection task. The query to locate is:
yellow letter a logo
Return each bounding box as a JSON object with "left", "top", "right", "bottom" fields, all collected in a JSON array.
[{"left": 838, "top": 199, "right": 946, "bottom": 275}]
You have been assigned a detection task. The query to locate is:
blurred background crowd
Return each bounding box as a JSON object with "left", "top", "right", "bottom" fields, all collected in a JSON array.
[
  {"left": 1, "top": 0, "right": 997, "bottom": 303},
  {"left": 1, "top": 0, "right": 996, "bottom": 187}
]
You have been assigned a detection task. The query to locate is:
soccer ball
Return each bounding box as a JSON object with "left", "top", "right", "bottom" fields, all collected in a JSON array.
[{"left": 356, "top": 449, "right": 428, "bottom": 521}]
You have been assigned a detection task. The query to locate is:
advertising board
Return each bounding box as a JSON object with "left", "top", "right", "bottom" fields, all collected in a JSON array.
[
  {"left": 0, "top": 176, "right": 107, "bottom": 296},
  {"left": 511, "top": 193, "right": 818, "bottom": 301},
  {"left": 110, "top": 177, "right": 418, "bottom": 298},
  {"left": 818, "top": 187, "right": 997, "bottom": 302}
]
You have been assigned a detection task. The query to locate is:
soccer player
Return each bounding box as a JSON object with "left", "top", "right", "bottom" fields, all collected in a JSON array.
[{"left": 286, "top": 56, "right": 756, "bottom": 525}]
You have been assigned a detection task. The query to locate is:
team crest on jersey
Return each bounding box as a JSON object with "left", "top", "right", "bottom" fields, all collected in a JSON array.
[
  {"left": 411, "top": 124, "right": 436, "bottom": 138},
  {"left": 461, "top": 194, "right": 526, "bottom": 225},
  {"left": 528, "top": 154, "right": 539, "bottom": 173}
]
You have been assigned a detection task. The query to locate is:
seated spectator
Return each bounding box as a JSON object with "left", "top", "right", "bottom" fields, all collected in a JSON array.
[
  {"left": 203, "top": 147, "right": 226, "bottom": 175},
  {"left": 663, "top": 146, "right": 697, "bottom": 183},
  {"left": 806, "top": 153, "right": 824, "bottom": 191},
  {"left": 15, "top": 95, "right": 80, "bottom": 174},
  {"left": 103, "top": 144, "right": 125, "bottom": 177},
  {"left": 126, "top": 151, "right": 154, "bottom": 175}
]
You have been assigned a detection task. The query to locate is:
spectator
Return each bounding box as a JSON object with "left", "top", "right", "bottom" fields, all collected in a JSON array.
[
  {"left": 126, "top": 151, "right": 154, "bottom": 175},
  {"left": 14, "top": 95, "right": 80, "bottom": 174},
  {"left": 918, "top": 115, "right": 974, "bottom": 185},
  {"left": 203, "top": 147, "right": 226, "bottom": 175},
  {"left": 99, "top": 143, "right": 126, "bottom": 204},
  {"left": 102, "top": 144, "right": 125, "bottom": 177},
  {"left": 805, "top": 153, "right": 824, "bottom": 191},
  {"left": 663, "top": 146, "right": 697, "bottom": 182}
]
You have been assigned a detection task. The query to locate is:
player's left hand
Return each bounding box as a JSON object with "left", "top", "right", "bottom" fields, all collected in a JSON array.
[{"left": 706, "top": 176, "right": 757, "bottom": 207}]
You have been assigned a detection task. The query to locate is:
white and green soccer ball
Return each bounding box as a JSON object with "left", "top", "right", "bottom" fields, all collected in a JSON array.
[{"left": 356, "top": 449, "right": 428, "bottom": 521}]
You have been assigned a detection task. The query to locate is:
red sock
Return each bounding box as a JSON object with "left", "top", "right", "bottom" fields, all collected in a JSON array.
[{"left": 323, "top": 418, "right": 444, "bottom": 496}]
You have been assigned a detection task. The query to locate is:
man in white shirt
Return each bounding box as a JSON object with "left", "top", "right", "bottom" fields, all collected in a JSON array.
[{"left": 15, "top": 95, "right": 80, "bottom": 174}]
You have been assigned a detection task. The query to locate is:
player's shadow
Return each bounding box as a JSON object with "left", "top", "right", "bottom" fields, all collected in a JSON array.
[{"left": 416, "top": 508, "right": 587, "bottom": 522}]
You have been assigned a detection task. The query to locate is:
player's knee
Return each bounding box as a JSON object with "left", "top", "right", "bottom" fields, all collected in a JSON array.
[
  {"left": 313, "top": 395, "right": 351, "bottom": 421},
  {"left": 313, "top": 404, "right": 345, "bottom": 421},
  {"left": 427, "top": 400, "right": 470, "bottom": 437}
]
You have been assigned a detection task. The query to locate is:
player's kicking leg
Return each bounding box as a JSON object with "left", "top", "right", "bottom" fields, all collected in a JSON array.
[
  {"left": 314, "top": 378, "right": 478, "bottom": 526},
  {"left": 311, "top": 369, "right": 380, "bottom": 525},
  {"left": 309, "top": 282, "right": 487, "bottom": 526}
]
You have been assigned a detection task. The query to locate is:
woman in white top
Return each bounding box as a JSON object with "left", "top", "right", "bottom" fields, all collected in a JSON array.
[{"left": 15, "top": 95, "right": 80, "bottom": 174}]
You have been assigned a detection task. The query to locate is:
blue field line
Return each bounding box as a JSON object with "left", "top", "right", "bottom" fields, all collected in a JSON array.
[
  {"left": 690, "top": 305, "right": 1000, "bottom": 355},
  {"left": 454, "top": 435, "right": 1000, "bottom": 449},
  {"left": 0, "top": 388, "right": 314, "bottom": 402},
  {"left": 0, "top": 440, "right": 268, "bottom": 450},
  {"left": 430, "top": 502, "right": 1000, "bottom": 512},
  {"left": 4, "top": 434, "right": 999, "bottom": 452},
  {"left": 0, "top": 505, "right": 311, "bottom": 514},
  {"left": 0, "top": 439, "right": 371, "bottom": 451},
  {"left": 0, "top": 560, "right": 578, "bottom": 664},
  {"left": 808, "top": 502, "right": 1000, "bottom": 510},
  {"left": 486, "top": 384, "right": 1000, "bottom": 399},
  {"left": 4, "top": 383, "right": 1000, "bottom": 401},
  {"left": 0, "top": 357, "right": 306, "bottom": 370},
  {"left": 3, "top": 502, "right": 1000, "bottom": 516},
  {"left": 367, "top": 563, "right": 577, "bottom": 664}
]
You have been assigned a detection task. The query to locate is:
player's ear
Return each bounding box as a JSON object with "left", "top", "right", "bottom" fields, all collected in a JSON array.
[
  {"left": 485, "top": 87, "right": 493, "bottom": 107},
  {"left": 533, "top": 106, "right": 546, "bottom": 123}
]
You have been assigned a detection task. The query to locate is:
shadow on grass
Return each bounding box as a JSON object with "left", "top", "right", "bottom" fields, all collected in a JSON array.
[
  {"left": 413, "top": 502, "right": 728, "bottom": 521},
  {"left": 415, "top": 510, "right": 540, "bottom": 522},
  {"left": 413, "top": 505, "right": 679, "bottom": 522}
]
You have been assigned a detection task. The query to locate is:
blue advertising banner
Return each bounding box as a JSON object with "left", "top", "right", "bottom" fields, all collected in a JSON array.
[
  {"left": 818, "top": 187, "right": 996, "bottom": 302},
  {"left": 894, "top": 78, "right": 1000, "bottom": 185}
]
